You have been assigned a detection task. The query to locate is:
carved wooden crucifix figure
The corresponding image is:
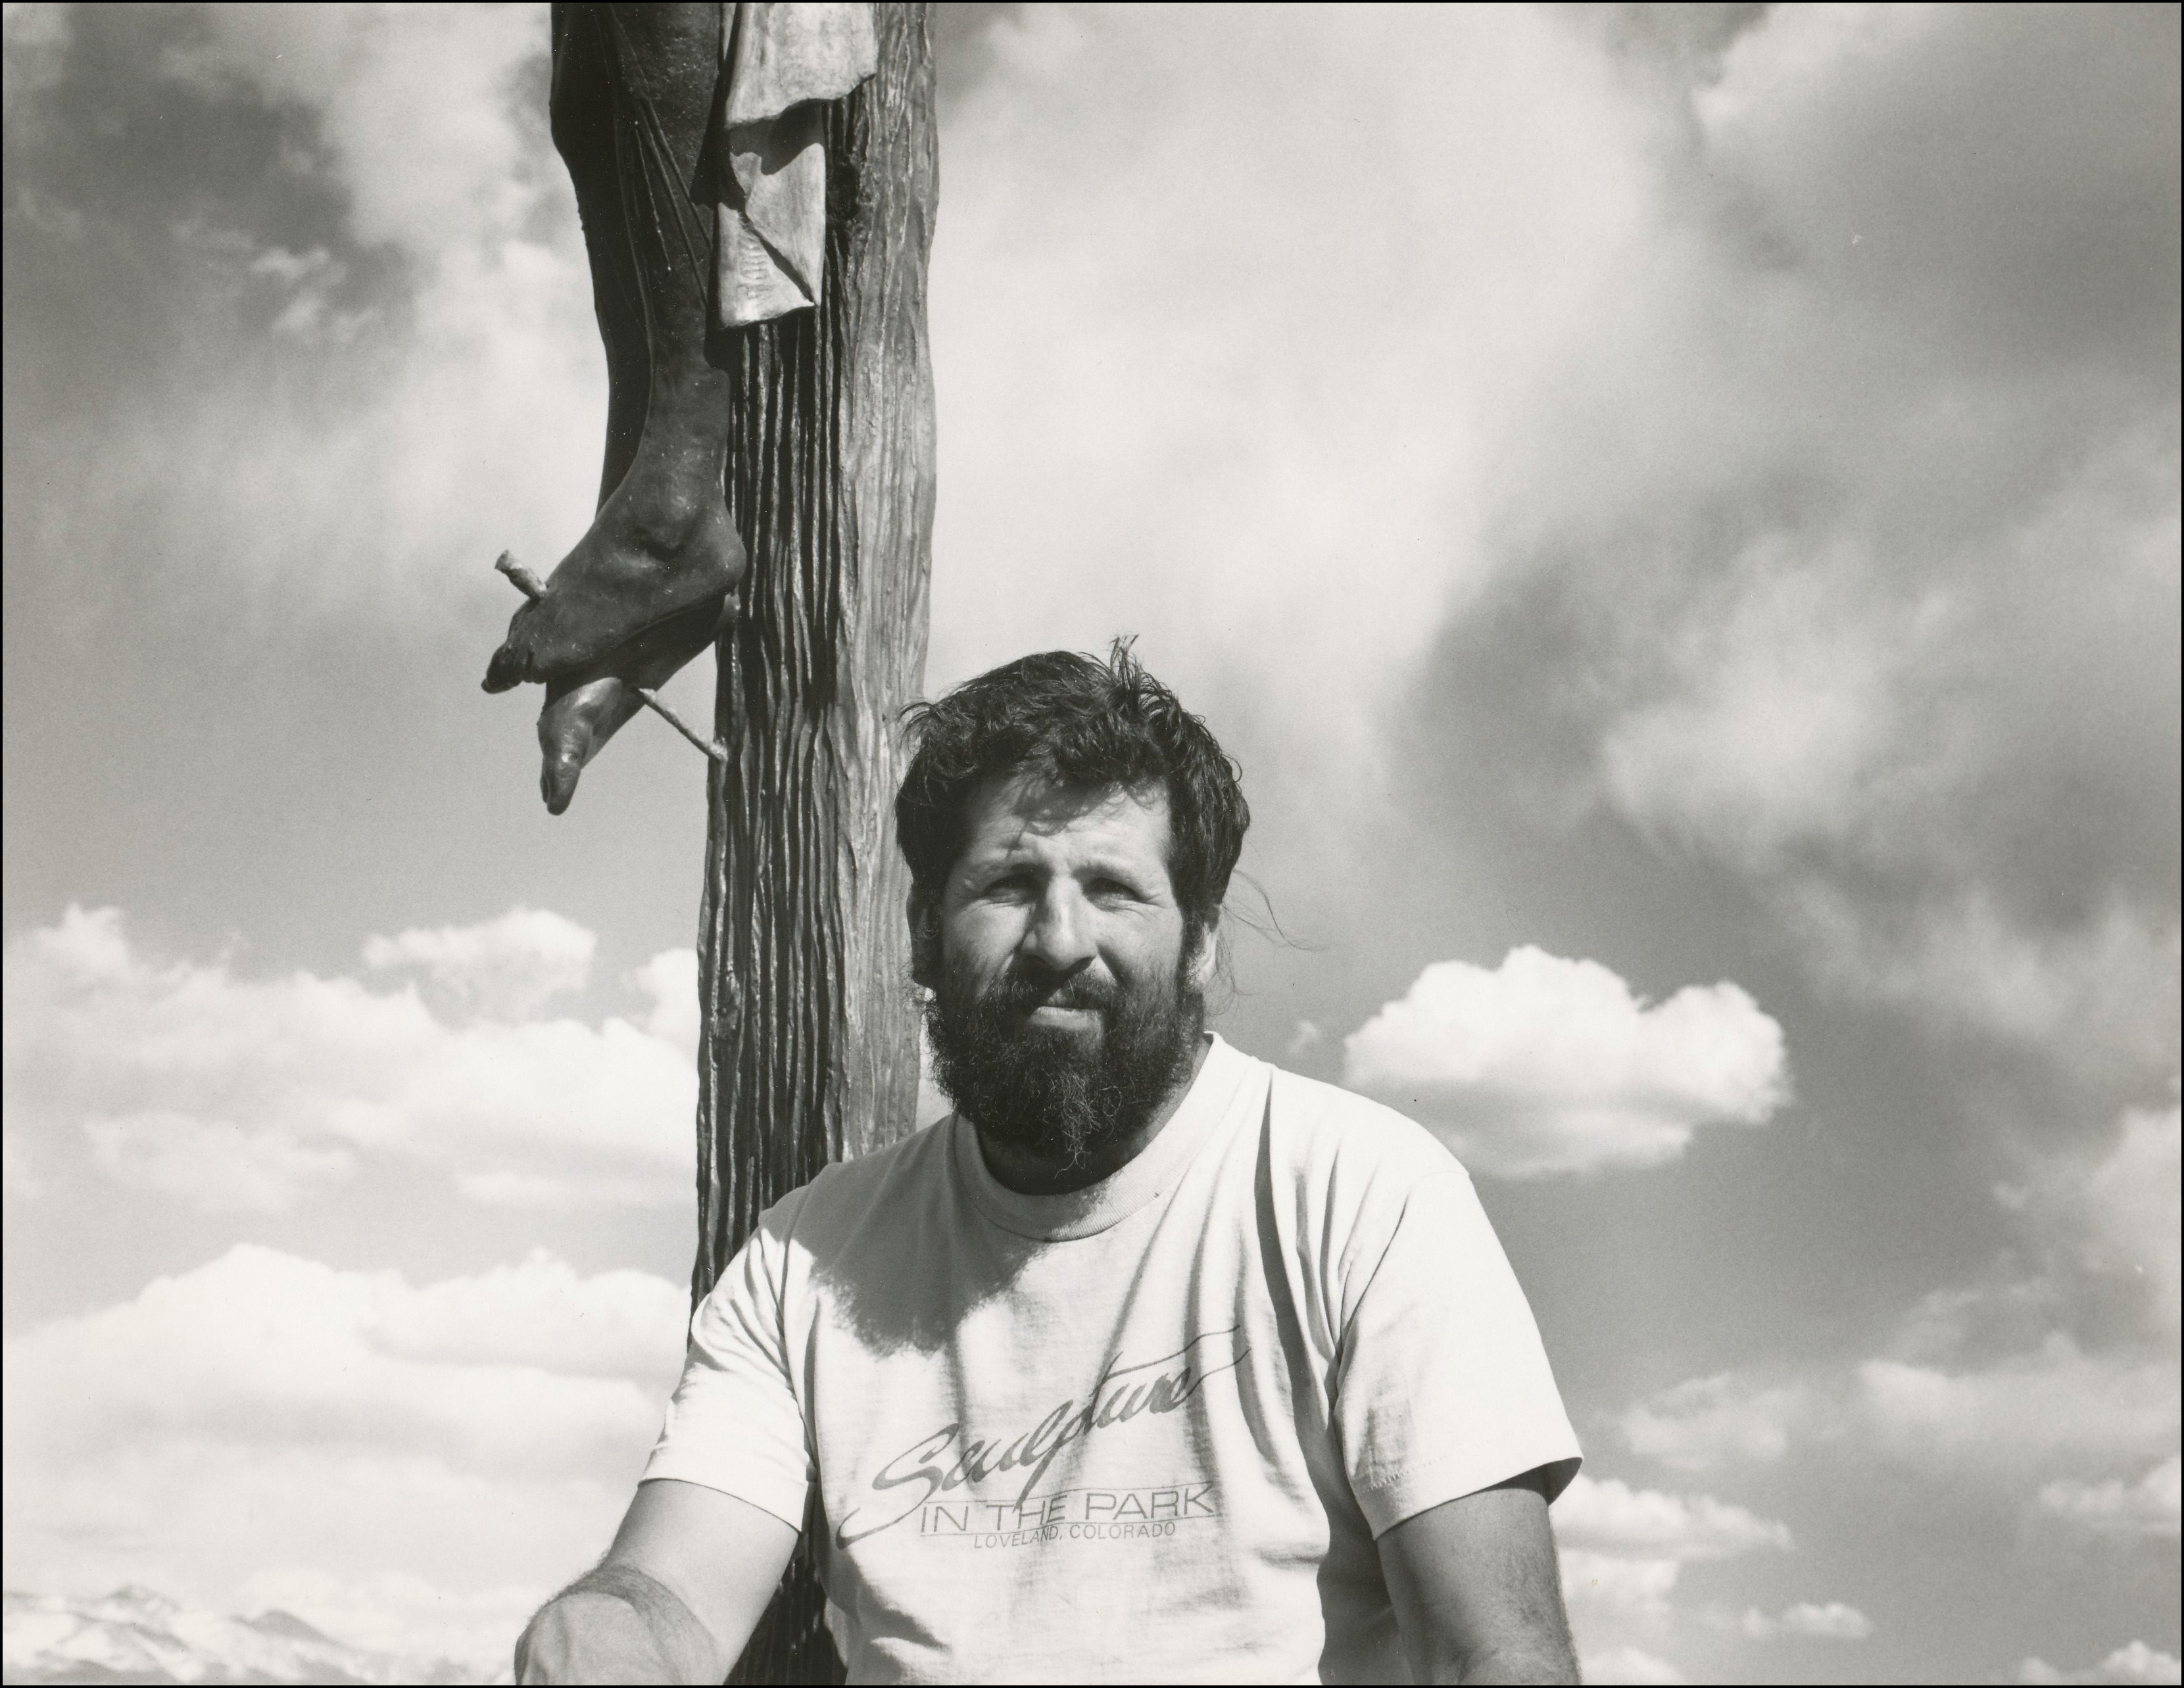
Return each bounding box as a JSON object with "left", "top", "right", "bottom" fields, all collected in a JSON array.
[{"left": 484, "top": 6, "right": 936, "bottom": 1679}]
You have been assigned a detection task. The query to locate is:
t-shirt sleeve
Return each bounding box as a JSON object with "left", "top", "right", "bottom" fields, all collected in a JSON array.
[
  {"left": 640, "top": 1206, "right": 813, "bottom": 1532},
  {"left": 1334, "top": 1169, "right": 1582, "bottom": 1537}
]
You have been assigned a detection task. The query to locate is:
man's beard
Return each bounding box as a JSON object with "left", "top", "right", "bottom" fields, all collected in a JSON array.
[{"left": 925, "top": 950, "right": 1205, "bottom": 1170}]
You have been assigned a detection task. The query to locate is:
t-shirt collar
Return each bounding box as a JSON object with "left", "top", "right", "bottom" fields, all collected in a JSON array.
[{"left": 950, "top": 1032, "right": 1251, "bottom": 1241}]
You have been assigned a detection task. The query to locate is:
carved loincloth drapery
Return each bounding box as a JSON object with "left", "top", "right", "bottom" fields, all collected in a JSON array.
[{"left": 716, "top": 2, "right": 878, "bottom": 326}]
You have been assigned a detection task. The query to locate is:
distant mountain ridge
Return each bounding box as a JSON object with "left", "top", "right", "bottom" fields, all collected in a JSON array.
[{"left": 1, "top": 1586, "right": 489, "bottom": 1686}]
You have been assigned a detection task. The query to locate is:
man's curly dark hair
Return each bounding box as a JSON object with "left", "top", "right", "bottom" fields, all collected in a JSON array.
[{"left": 895, "top": 641, "right": 1250, "bottom": 942}]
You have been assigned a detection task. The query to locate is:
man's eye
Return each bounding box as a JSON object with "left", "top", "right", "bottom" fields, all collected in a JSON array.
[{"left": 1087, "top": 878, "right": 1138, "bottom": 903}]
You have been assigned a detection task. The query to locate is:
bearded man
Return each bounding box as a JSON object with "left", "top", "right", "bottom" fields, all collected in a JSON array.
[{"left": 518, "top": 648, "right": 1584, "bottom": 1685}]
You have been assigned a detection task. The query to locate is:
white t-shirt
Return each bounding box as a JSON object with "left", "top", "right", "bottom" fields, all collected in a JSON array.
[{"left": 644, "top": 1034, "right": 1580, "bottom": 1684}]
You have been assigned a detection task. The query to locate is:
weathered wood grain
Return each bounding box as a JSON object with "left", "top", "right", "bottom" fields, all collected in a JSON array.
[{"left": 695, "top": 7, "right": 935, "bottom": 1680}]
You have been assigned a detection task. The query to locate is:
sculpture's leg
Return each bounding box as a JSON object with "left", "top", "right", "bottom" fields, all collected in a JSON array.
[
  {"left": 550, "top": 1, "right": 648, "bottom": 508},
  {"left": 486, "top": 1, "right": 746, "bottom": 696},
  {"left": 523, "top": 5, "right": 658, "bottom": 815}
]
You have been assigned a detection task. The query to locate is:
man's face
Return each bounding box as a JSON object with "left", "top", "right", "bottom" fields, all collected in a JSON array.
[{"left": 921, "top": 771, "right": 1213, "bottom": 1164}]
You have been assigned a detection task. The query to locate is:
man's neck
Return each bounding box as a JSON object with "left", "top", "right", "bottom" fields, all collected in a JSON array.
[{"left": 975, "top": 1036, "right": 1212, "bottom": 1197}]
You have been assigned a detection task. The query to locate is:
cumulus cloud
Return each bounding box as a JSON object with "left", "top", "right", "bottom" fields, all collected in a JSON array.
[
  {"left": 1555, "top": 1471, "right": 1785, "bottom": 1620},
  {"left": 1, "top": 1245, "right": 687, "bottom": 1667},
  {"left": 1620, "top": 1084, "right": 2182, "bottom": 1532},
  {"left": 2062, "top": 1101, "right": 2183, "bottom": 1332},
  {"left": 361, "top": 1247, "right": 688, "bottom": 1382},
  {"left": 3, "top": 1244, "right": 683, "bottom": 1473},
  {"left": 1555, "top": 1472, "right": 1790, "bottom": 1683},
  {"left": 1620, "top": 1338, "right": 2177, "bottom": 1492},
  {"left": 1616, "top": 1371, "right": 1810, "bottom": 1473},
  {"left": 1556, "top": 1472, "right": 1792, "bottom": 1562},
  {"left": 1739, "top": 1601, "right": 1873, "bottom": 1642},
  {"left": 362, "top": 905, "right": 596, "bottom": 1021},
  {"left": 1613, "top": 1315, "right": 2179, "bottom": 1597},
  {"left": 1556, "top": 1474, "right": 1868, "bottom": 1678},
  {"left": 626, "top": 947, "right": 700, "bottom": 1063},
  {"left": 82, "top": 1109, "right": 355, "bottom": 1213},
  {"left": 1853, "top": 1339, "right": 2178, "bottom": 1477},
  {"left": 1342, "top": 948, "right": 1788, "bottom": 1176},
  {"left": 1787, "top": 887, "right": 2183, "bottom": 1084},
  {"left": 3, "top": 906, "right": 696, "bottom": 1211},
  {"left": 2016, "top": 1642, "right": 2184, "bottom": 1687},
  {"left": 1599, "top": 537, "right": 1935, "bottom": 867},
  {"left": 1842, "top": 1100, "right": 2182, "bottom": 1505},
  {"left": 2037, "top": 1456, "right": 2183, "bottom": 1542}
]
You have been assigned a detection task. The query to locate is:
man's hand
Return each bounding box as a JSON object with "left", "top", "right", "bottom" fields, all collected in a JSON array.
[
  {"left": 515, "top": 1480, "right": 799, "bottom": 1684},
  {"left": 1378, "top": 1467, "right": 1579, "bottom": 1685}
]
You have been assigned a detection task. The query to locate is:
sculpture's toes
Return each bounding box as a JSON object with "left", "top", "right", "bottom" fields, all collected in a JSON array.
[
  {"left": 530, "top": 596, "right": 728, "bottom": 814},
  {"left": 537, "top": 675, "right": 644, "bottom": 815},
  {"left": 483, "top": 644, "right": 530, "bottom": 694},
  {"left": 483, "top": 600, "right": 542, "bottom": 694}
]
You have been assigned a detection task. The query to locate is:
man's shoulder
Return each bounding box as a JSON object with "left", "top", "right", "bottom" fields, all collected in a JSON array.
[
  {"left": 755, "top": 1111, "right": 955, "bottom": 1248},
  {"left": 1243, "top": 1057, "right": 1485, "bottom": 1301},
  {"left": 1256, "top": 1057, "right": 1470, "bottom": 1196}
]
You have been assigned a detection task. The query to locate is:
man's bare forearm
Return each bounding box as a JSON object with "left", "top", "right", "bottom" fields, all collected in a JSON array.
[
  {"left": 515, "top": 1562, "right": 727, "bottom": 1685},
  {"left": 1381, "top": 1474, "right": 1580, "bottom": 1686}
]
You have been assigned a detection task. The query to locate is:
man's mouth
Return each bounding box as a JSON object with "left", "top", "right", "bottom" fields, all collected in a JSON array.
[
  {"left": 1002, "top": 974, "right": 1113, "bottom": 1016},
  {"left": 1010, "top": 984, "right": 1113, "bottom": 1034},
  {"left": 1027, "top": 1001, "right": 1102, "bottom": 1023}
]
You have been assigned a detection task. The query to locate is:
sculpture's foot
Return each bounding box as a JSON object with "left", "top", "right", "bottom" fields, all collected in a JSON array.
[
  {"left": 535, "top": 597, "right": 725, "bottom": 814},
  {"left": 485, "top": 456, "right": 744, "bottom": 693},
  {"left": 539, "top": 676, "right": 643, "bottom": 815}
]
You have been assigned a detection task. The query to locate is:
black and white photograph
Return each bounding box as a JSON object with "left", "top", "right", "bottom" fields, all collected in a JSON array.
[{"left": 3, "top": 4, "right": 2179, "bottom": 1683}]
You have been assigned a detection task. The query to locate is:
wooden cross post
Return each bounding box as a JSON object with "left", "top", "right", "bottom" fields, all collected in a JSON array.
[
  {"left": 489, "top": 7, "right": 932, "bottom": 1672},
  {"left": 698, "top": 9, "right": 936, "bottom": 1679}
]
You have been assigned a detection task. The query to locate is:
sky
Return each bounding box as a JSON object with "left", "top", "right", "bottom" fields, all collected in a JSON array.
[{"left": 2, "top": 3, "right": 2177, "bottom": 1682}]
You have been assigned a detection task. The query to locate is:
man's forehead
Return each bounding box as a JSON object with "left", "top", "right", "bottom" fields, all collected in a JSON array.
[{"left": 961, "top": 770, "right": 1171, "bottom": 846}]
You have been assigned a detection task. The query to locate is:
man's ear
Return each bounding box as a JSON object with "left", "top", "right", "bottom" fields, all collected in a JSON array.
[
  {"left": 907, "top": 887, "right": 942, "bottom": 990},
  {"left": 1186, "top": 913, "right": 1221, "bottom": 991}
]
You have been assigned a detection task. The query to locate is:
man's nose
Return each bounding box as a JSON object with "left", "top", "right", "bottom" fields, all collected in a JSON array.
[{"left": 1021, "top": 881, "right": 1096, "bottom": 973}]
